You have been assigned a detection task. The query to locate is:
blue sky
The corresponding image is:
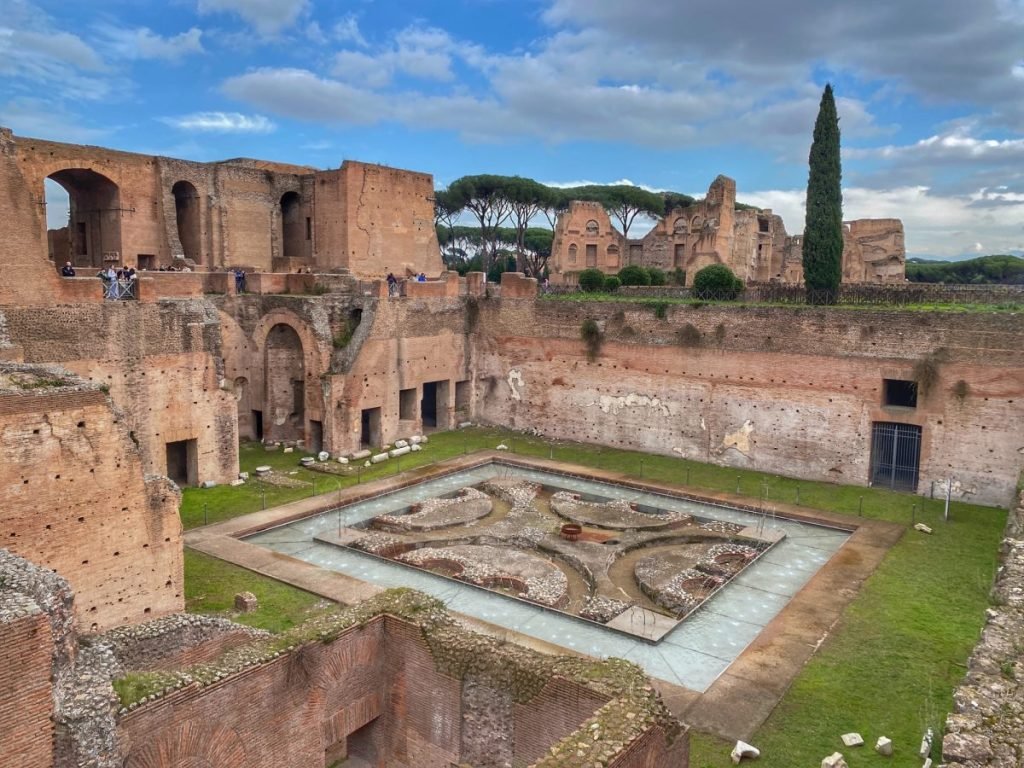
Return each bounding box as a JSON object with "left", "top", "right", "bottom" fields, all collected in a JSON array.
[{"left": 3, "top": 0, "right": 1024, "bottom": 259}]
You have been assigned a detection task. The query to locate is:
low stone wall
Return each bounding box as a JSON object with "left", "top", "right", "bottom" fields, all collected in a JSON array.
[
  {"left": 98, "top": 613, "right": 268, "bottom": 673},
  {"left": 941, "top": 490, "right": 1024, "bottom": 766}
]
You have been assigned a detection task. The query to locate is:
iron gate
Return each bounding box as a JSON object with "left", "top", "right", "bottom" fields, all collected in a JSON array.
[{"left": 870, "top": 422, "right": 922, "bottom": 492}]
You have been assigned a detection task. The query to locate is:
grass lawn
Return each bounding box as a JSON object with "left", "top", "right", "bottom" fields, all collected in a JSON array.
[
  {"left": 180, "top": 428, "right": 1007, "bottom": 765},
  {"left": 184, "top": 549, "right": 327, "bottom": 633},
  {"left": 541, "top": 291, "right": 1022, "bottom": 313}
]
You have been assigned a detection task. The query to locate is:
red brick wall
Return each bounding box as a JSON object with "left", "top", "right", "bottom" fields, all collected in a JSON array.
[
  {"left": 0, "top": 608, "right": 54, "bottom": 768},
  {"left": 0, "top": 386, "right": 183, "bottom": 631},
  {"left": 608, "top": 726, "right": 690, "bottom": 768},
  {"left": 513, "top": 678, "right": 609, "bottom": 766}
]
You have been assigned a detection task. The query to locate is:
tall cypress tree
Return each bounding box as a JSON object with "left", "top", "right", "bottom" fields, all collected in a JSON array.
[{"left": 802, "top": 83, "right": 843, "bottom": 304}]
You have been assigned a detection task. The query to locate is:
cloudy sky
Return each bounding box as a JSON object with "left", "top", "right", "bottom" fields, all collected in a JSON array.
[{"left": 3, "top": 0, "right": 1024, "bottom": 259}]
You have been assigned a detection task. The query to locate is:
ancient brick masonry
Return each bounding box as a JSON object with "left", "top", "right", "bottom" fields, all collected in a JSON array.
[{"left": 0, "top": 364, "right": 183, "bottom": 632}]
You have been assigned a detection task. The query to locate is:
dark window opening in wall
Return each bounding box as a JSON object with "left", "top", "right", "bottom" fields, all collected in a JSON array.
[
  {"left": 568, "top": 244, "right": 578, "bottom": 264},
  {"left": 280, "top": 191, "right": 303, "bottom": 261},
  {"left": 883, "top": 379, "right": 918, "bottom": 408},
  {"left": 399, "top": 388, "right": 417, "bottom": 420},
  {"left": 360, "top": 407, "right": 381, "bottom": 449},
  {"left": 455, "top": 380, "right": 470, "bottom": 410},
  {"left": 75, "top": 222, "right": 87, "bottom": 255},
  {"left": 309, "top": 420, "right": 323, "bottom": 453},
  {"left": 46, "top": 169, "right": 122, "bottom": 268},
  {"left": 172, "top": 180, "right": 201, "bottom": 265},
  {"left": 165, "top": 439, "right": 198, "bottom": 487},
  {"left": 870, "top": 422, "right": 921, "bottom": 492},
  {"left": 305, "top": 216, "right": 312, "bottom": 241},
  {"left": 137, "top": 254, "right": 156, "bottom": 271},
  {"left": 420, "top": 380, "right": 451, "bottom": 431},
  {"left": 758, "top": 218, "right": 770, "bottom": 233},
  {"left": 292, "top": 380, "right": 305, "bottom": 418},
  {"left": 252, "top": 410, "right": 264, "bottom": 441},
  {"left": 421, "top": 381, "right": 438, "bottom": 428},
  {"left": 585, "top": 244, "right": 597, "bottom": 267},
  {"left": 674, "top": 244, "right": 686, "bottom": 267},
  {"left": 629, "top": 244, "right": 642, "bottom": 262}
]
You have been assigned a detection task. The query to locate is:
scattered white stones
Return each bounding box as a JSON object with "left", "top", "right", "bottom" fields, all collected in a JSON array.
[
  {"left": 496, "top": 443, "right": 509, "bottom": 451},
  {"left": 200, "top": 480, "right": 217, "bottom": 488},
  {"left": 914, "top": 523, "right": 933, "bottom": 534},
  {"left": 255, "top": 465, "right": 272, "bottom": 476},
  {"left": 409, "top": 435, "right": 423, "bottom": 445},
  {"left": 364, "top": 461, "right": 371, "bottom": 468},
  {"left": 394, "top": 439, "right": 409, "bottom": 449},
  {"left": 922, "top": 759, "right": 932, "bottom": 768},
  {"left": 821, "top": 752, "right": 847, "bottom": 768},
  {"left": 730, "top": 740, "right": 760, "bottom": 764},
  {"left": 420, "top": 435, "right": 428, "bottom": 444},
  {"left": 336, "top": 456, "right": 349, "bottom": 465},
  {"left": 238, "top": 471, "right": 249, "bottom": 480},
  {"left": 371, "top": 453, "right": 389, "bottom": 464},
  {"left": 875, "top": 736, "right": 893, "bottom": 756},
  {"left": 389, "top": 446, "right": 411, "bottom": 458},
  {"left": 282, "top": 446, "right": 293, "bottom": 454},
  {"left": 229, "top": 479, "right": 245, "bottom": 487},
  {"left": 411, "top": 444, "right": 422, "bottom": 452},
  {"left": 299, "top": 457, "right": 315, "bottom": 467},
  {"left": 919, "top": 727, "right": 933, "bottom": 757},
  {"left": 317, "top": 451, "right": 330, "bottom": 462},
  {"left": 458, "top": 421, "right": 473, "bottom": 428},
  {"left": 351, "top": 449, "right": 372, "bottom": 460},
  {"left": 841, "top": 733, "right": 864, "bottom": 747}
]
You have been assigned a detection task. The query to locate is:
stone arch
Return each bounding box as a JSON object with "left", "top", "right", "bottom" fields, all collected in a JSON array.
[
  {"left": 691, "top": 215, "right": 703, "bottom": 231},
  {"left": 45, "top": 168, "right": 122, "bottom": 268},
  {"left": 251, "top": 310, "right": 326, "bottom": 446},
  {"left": 585, "top": 219, "right": 599, "bottom": 236},
  {"left": 126, "top": 721, "right": 247, "bottom": 768},
  {"left": 567, "top": 243, "right": 578, "bottom": 264},
  {"left": 280, "top": 191, "right": 303, "bottom": 261},
  {"left": 172, "top": 180, "right": 202, "bottom": 265},
  {"left": 673, "top": 217, "right": 688, "bottom": 234}
]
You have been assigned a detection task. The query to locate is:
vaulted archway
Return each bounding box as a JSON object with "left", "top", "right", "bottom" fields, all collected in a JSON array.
[{"left": 45, "top": 168, "right": 122, "bottom": 268}]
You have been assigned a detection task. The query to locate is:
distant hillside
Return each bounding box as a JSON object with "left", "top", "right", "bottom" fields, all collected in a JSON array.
[{"left": 906, "top": 254, "right": 1024, "bottom": 284}]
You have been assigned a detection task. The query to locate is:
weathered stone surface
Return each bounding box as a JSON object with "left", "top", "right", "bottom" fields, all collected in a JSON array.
[
  {"left": 875, "top": 736, "right": 893, "bottom": 756},
  {"left": 730, "top": 740, "right": 760, "bottom": 764},
  {"left": 233, "top": 592, "right": 258, "bottom": 613},
  {"left": 841, "top": 733, "right": 864, "bottom": 747},
  {"left": 821, "top": 753, "right": 848, "bottom": 768}
]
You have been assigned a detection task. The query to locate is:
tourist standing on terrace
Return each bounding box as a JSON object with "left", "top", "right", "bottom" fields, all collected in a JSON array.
[{"left": 61, "top": 262, "right": 75, "bottom": 277}]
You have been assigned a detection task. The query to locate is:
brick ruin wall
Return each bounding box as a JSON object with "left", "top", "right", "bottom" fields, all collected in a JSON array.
[
  {"left": 0, "top": 301, "right": 239, "bottom": 486},
  {"left": 4, "top": 129, "right": 441, "bottom": 278},
  {"left": 472, "top": 300, "right": 1024, "bottom": 507},
  {"left": 0, "top": 367, "right": 183, "bottom": 631},
  {"left": 114, "top": 614, "right": 680, "bottom": 768}
]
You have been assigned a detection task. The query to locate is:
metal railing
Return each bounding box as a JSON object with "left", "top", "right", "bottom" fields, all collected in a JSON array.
[{"left": 101, "top": 278, "right": 138, "bottom": 301}]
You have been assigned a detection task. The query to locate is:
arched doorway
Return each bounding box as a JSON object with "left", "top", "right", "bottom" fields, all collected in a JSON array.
[
  {"left": 172, "top": 180, "right": 202, "bottom": 265},
  {"left": 45, "top": 169, "right": 122, "bottom": 268},
  {"left": 280, "top": 191, "right": 303, "bottom": 261},
  {"left": 264, "top": 324, "right": 305, "bottom": 443}
]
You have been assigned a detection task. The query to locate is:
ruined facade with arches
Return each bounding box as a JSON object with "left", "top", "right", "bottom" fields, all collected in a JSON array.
[
  {"left": 549, "top": 174, "right": 906, "bottom": 285},
  {"left": 9, "top": 128, "right": 440, "bottom": 277}
]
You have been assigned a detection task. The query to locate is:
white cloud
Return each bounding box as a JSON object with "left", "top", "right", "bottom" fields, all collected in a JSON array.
[
  {"left": 162, "top": 111, "right": 276, "bottom": 133},
  {"left": 331, "top": 24, "right": 455, "bottom": 85},
  {"left": 222, "top": 69, "right": 383, "bottom": 124},
  {"left": 197, "top": 0, "right": 309, "bottom": 35},
  {"left": 95, "top": 25, "right": 204, "bottom": 61},
  {"left": 849, "top": 127, "right": 1024, "bottom": 163},
  {"left": 333, "top": 15, "right": 367, "bottom": 47},
  {"left": 744, "top": 185, "right": 1024, "bottom": 258}
]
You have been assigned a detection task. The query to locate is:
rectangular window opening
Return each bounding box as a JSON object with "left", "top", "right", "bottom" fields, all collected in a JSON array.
[
  {"left": 399, "top": 388, "right": 417, "bottom": 420},
  {"left": 883, "top": 378, "right": 917, "bottom": 408}
]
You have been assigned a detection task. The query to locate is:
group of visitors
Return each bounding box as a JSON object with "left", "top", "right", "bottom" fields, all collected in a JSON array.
[
  {"left": 385, "top": 270, "right": 430, "bottom": 297},
  {"left": 96, "top": 264, "right": 138, "bottom": 300}
]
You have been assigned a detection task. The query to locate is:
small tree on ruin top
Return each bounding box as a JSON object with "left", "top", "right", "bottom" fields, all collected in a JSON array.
[{"left": 802, "top": 83, "right": 843, "bottom": 304}]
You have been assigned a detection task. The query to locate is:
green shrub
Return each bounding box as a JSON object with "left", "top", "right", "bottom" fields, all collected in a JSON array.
[
  {"left": 578, "top": 268, "right": 606, "bottom": 292},
  {"left": 669, "top": 267, "right": 687, "bottom": 286},
  {"left": 603, "top": 275, "right": 622, "bottom": 292},
  {"left": 692, "top": 264, "right": 743, "bottom": 299},
  {"left": 618, "top": 265, "right": 651, "bottom": 286},
  {"left": 652, "top": 302, "right": 669, "bottom": 320},
  {"left": 647, "top": 268, "right": 667, "bottom": 286}
]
